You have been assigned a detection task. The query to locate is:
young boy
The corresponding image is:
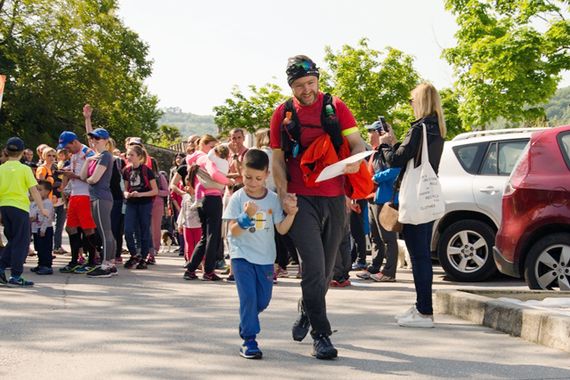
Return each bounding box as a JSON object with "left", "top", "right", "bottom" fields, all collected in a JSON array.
[
  {"left": 30, "top": 180, "right": 55, "bottom": 275},
  {"left": 223, "top": 149, "right": 298, "bottom": 359},
  {"left": 0, "top": 137, "right": 50, "bottom": 287}
]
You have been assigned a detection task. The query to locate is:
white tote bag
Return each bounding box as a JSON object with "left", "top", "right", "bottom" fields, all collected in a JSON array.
[{"left": 398, "top": 123, "right": 445, "bottom": 225}]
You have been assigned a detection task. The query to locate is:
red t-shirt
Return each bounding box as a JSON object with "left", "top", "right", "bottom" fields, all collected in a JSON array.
[{"left": 270, "top": 92, "right": 357, "bottom": 197}]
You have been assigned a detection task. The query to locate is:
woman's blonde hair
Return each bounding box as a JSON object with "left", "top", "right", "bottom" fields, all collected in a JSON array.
[
  {"left": 411, "top": 83, "right": 447, "bottom": 138},
  {"left": 42, "top": 147, "right": 56, "bottom": 161},
  {"left": 254, "top": 128, "right": 270, "bottom": 148}
]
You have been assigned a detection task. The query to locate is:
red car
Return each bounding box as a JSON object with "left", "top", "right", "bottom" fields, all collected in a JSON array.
[{"left": 494, "top": 125, "right": 570, "bottom": 290}]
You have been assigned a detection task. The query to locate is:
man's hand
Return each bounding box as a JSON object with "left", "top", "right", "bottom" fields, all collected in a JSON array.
[
  {"left": 379, "top": 128, "right": 397, "bottom": 146},
  {"left": 244, "top": 201, "right": 258, "bottom": 218},
  {"left": 282, "top": 193, "right": 298, "bottom": 215},
  {"left": 344, "top": 161, "right": 361, "bottom": 174},
  {"left": 83, "top": 104, "right": 93, "bottom": 119},
  {"left": 40, "top": 231, "right": 46, "bottom": 238}
]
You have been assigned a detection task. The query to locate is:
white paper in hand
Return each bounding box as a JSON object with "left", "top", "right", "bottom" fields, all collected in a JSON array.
[{"left": 315, "top": 150, "right": 375, "bottom": 183}]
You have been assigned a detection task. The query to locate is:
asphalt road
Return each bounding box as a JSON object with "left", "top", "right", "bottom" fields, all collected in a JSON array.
[{"left": 1, "top": 250, "right": 569, "bottom": 380}]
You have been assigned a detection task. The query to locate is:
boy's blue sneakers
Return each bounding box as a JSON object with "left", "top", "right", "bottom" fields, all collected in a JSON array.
[
  {"left": 240, "top": 338, "right": 262, "bottom": 359},
  {"left": 7, "top": 276, "right": 34, "bottom": 287},
  {"left": 36, "top": 266, "right": 53, "bottom": 275}
]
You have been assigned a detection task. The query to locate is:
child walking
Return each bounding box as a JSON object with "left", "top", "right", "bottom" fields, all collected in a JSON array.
[
  {"left": 176, "top": 175, "right": 202, "bottom": 263},
  {"left": 222, "top": 149, "right": 298, "bottom": 359},
  {"left": 30, "top": 180, "right": 55, "bottom": 275},
  {"left": 0, "top": 137, "right": 50, "bottom": 287}
]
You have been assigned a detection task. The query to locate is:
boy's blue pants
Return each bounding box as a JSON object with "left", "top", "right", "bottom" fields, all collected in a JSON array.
[
  {"left": 232, "top": 258, "right": 273, "bottom": 339},
  {"left": 0, "top": 206, "right": 31, "bottom": 278}
]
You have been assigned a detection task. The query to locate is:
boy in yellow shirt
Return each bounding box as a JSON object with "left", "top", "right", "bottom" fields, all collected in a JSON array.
[{"left": 0, "top": 137, "right": 50, "bottom": 287}]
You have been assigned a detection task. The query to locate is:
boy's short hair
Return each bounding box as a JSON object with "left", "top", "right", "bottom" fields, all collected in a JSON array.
[
  {"left": 243, "top": 149, "right": 269, "bottom": 171},
  {"left": 6, "top": 150, "right": 23, "bottom": 158},
  {"left": 37, "top": 180, "right": 53, "bottom": 192}
]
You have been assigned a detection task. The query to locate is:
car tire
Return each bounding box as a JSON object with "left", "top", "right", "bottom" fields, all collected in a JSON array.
[
  {"left": 525, "top": 233, "right": 570, "bottom": 290},
  {"left": 437, "top": 220, "right": 497, "bottom": 282}
]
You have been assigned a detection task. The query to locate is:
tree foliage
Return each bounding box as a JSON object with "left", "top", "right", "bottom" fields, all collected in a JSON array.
[
  {"left": 443, "top": 0, "right": 570, "bottom": 129},
  {"left": 213, "top": 83, "right": 287, "bottom": 136},
  {"left": 323, "top": 38, "right": 420, "bottom": 138},
  {"left": 150, "top": 124, "right": 182, "bottom": 148},
  {"left": 0, "top": 0, "right": 160, "bottom": 149}
]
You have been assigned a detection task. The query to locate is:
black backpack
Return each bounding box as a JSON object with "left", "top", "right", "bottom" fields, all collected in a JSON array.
[{"left": 280, "top": 93, "right": 343, "bottom": 159}]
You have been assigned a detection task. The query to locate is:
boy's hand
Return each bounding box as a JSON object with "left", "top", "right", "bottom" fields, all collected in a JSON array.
[
  {"left": 40, "top": 231, "right": 46, "bottom": 237},
  {"left": 244, "top": 201, "right": 258, "bottom": 217},
  {"left": 178, "top": 227, "right": 183, "bottom": 234}
]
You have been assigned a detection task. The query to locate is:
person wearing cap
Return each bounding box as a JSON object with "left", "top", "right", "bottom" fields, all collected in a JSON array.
[
  {"left": 357, "top": 119, "right": 400, "bottom": 283},
  {"left": 270, "top": 55, "right": 366, "bottom": 360},
  {"left": 57, "top": 123, "right": 98, "bottom": 274},
  {"left": 79, "top": 125, "right": 117, "bottom": 278},
  {"left": 0, "top": 137, "right": 50, "bottom": 287}
]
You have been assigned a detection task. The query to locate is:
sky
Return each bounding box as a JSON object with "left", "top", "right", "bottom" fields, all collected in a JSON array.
[{"left": 117, "top": 0, "right": 569, "bottom": 116}]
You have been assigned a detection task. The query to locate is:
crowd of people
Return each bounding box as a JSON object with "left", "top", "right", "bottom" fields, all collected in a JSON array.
[{"left": 0, "top": 55, "right": 446, "bottom": 361}]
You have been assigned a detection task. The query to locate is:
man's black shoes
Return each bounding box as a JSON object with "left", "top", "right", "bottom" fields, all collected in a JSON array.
[
  {"left": 312, "top": 335, "right": 338, "bottom": 360},
  {"left": 292, "top": 298, "right": 310, "bottom": 342}
]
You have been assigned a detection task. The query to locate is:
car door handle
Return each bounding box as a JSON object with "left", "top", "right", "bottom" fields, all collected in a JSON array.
[{"left": 479, "top": 187, "right": 499, "bottom": 194}]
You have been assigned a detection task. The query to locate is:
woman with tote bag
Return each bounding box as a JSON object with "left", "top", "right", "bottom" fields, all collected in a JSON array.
[{"left": 379, "top": 83, "right": 446, "bottom": 328}]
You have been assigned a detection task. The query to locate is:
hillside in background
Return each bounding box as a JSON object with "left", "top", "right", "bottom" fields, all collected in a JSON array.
[
  {"left": 158, "top": 107, "right": 217, "bottom": 137},
  {"left": 545, "top": 86, "right": 570, "bottom": 126}
]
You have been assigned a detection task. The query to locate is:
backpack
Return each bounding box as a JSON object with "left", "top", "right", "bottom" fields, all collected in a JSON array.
[{"left": 280, "top": 93, "right": 343, "bottom": 159}]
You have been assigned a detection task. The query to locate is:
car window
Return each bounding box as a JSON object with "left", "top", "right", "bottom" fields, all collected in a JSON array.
[
  {"left": 480, "top": 143, "right": 498, "bottom": 175},
  {"left": 453, "top": 143, "right": 486, "bottom": 174},
  {"left": 498, "top": 141, "right": 529, "bottom": 175},
  {"left": 559, "top": 132, "right": 570, "bottom": 170},
  {"left": 480, "top": 139, "right": 529, "bottom": 176}
]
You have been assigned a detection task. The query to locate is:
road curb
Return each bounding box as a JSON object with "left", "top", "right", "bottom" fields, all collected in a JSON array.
[{"left": 435, "top": 290, "right": 570, "bottom": 353}]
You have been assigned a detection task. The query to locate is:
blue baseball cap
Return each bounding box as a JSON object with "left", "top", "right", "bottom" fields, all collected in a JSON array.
[
  {"left": 57, "top": 131, "right": 79, "bottom": 150},
  {"left": 6, "top": 137, "right": 25, "bottom": 152},
  {"left": 88, "top": 128, "right": 110, "bottom": 140}
]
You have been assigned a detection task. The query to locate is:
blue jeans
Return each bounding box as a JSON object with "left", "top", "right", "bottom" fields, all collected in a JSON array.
[
  {"left": 232, "top": 258, "right": 274, "bottom": 339},
  {"left": 0, "top": 206, "right": 31, "bottom": 278},
  {"left": 402, "top": 221, "right": 434, "bottom": 315},
  {"left": 124, "top": 202, "right": 153, "bottom": 259},
  {"left": 33, "top": 227, "right": 54, "bottom": 268}
]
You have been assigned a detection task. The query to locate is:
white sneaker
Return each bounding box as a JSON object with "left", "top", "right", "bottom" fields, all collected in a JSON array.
[
  {"left": 397, "top": 307, "right": 434, "bottom": 328},
  {"left": 394, "top": 305, "right": 415, "bottom": 321}
]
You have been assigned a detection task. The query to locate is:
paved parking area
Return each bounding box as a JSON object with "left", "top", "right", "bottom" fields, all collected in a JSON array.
[{"left": 1, "top": 251, "right": 570, "bottom": 379}]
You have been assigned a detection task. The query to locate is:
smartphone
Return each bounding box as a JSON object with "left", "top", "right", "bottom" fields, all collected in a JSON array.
[{"left": 379, "top": 116, "right": 389, "bottom": 133}]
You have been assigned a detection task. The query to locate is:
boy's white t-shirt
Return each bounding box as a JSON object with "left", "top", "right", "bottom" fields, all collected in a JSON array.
[{"left": 222, "top": 187, "right": 285, "bottom": 265}]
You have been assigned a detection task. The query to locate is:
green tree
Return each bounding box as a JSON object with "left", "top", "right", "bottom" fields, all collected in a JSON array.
[
  {"left": 443, "top": 0, "right": 570, "bottom": 129},
  {"left": 0, "top": 0, "right": 160, "bottom": 148},
  {"left": 150, "top": 124, "right": 182, "bottom": 148},
  {"left": 440, "top": 88, "right": 466, "bottom": 139},
  {"left": 323, "top": 38, "right": 420, "bottom": 137},
  {"left": 213, "top": 82, "right": 287, "bottom": 136}
]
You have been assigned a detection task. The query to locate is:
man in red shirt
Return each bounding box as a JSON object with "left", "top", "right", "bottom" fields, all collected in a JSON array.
[{"left": 270, "top": 55, "right": 365, "bottom": 360}]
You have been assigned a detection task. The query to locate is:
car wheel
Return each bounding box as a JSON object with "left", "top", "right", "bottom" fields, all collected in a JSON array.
[
  {"left": 525, "top": 233, "right": 570, "bottom": 290},
  {"left": 438, "top": 220, "right": 497, "bottom": 281}
]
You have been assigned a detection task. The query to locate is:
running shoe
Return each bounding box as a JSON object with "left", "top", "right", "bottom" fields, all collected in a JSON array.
[
  {"left": 74, "top": 264, "right": 96, "bottom": 274},
  {"left": 135, "top": 260, "right": 148, "bottom": 270},
  {"left": 36, "top": 266, "right": 54, "bottom": 275},
  {"left": 124, "top": 255, "right": 141, "bottom": 269},
  {"left": 292, "top": 298, "right": 310, "bottom": 342},
  {"left": 146, "top": 255, "right": 156, "bottom": 265},
  {"left": 7, "top": 276, "right": 34, "bottom": 287},
  {"left": 239, "top": 338, "right": 262, "bottom": 359},
  {"left": 109, "top": 266, "right": 118, "bottom": 276},
  {"left": 59, "top": 263, "right": 81, "bottom": 273},
  {"left": 312, "top": 335, "right": 338, "bottom": 360},
  {"left": 87, "top": 266, "right": 113, "bottom": 278},
  {"left": 202, "top": 272, "right": 222, "bottom": 281},
  {"left": 183, "top": 270, "right": 197, "bottom": 280}
]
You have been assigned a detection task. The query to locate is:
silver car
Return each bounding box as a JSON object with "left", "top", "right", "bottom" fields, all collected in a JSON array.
[{"left": 432, "top": 128, "right": 545, "bottom": 281}]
